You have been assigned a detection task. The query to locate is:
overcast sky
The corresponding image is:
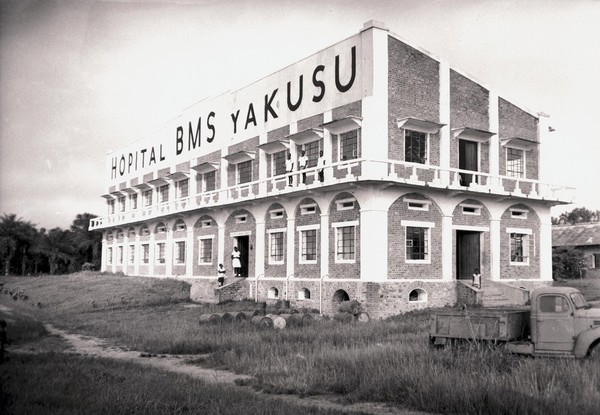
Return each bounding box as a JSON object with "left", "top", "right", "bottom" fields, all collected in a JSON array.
[{"left": 1, "top": 0, "right": 599, "bottom": 230}]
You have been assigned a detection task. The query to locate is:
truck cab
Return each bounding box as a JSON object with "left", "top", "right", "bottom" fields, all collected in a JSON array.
[{"left": 508, "top": 287, "right": 600, "bottom": 358}]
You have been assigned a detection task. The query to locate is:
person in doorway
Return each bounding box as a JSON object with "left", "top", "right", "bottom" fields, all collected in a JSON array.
[
  {"left": 231, "top": 246, "right": 242, "bottom": 277},
  {"left": 472, "top": 268, "right": 481, "bottom": 289},
  {"left": 217, "top": 263, "right": 226, "bottom": 287},
  {"left": 298, "top": 150, "right": 308, "bottom": 184},
  {"left": 285, "top": 153, "right": 294, "bottom": 186},
  {"left": 317, "top": 150, "right": 326, "bottom": 183}
]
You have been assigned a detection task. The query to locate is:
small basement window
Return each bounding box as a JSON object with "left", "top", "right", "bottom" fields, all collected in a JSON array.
[
  {"left": 268, "top": 287, "right": 279, "bottom": 299},
  {"left": 408, "top": 289, "right": 427, "bottom": 302},
  {"left": 298, "top": 288, "right": 311, "bottom": 300}
]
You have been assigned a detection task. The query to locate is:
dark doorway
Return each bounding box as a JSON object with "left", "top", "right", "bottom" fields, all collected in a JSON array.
[
  {"left": 456, "top": 231, "right": 480, "bottom": 280},
  {"left": 459, "top": 139, "right": 478, "bottom": 186},
  {"left": 235, "top": 235, "right": 250, "bottom": 277}
]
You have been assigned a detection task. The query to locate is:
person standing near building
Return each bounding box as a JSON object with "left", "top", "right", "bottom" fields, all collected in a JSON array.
[
  {"left": 231, "top": 247, "right": 242, "bottom": 277},
  {"left": 217, "top": 263, "right": 226, "bottom": 287},
  {"left": 285, "top": 153, "right": 294, "bottom": 186},
  {"left": 317, "top": 150, "right": 326, "bottom": 183},
  {"left": 472, "top": 268, "right": 481, "bottom": 289},
  {"left": 298, "top": 150, "right": 308, "bottom": 184}
]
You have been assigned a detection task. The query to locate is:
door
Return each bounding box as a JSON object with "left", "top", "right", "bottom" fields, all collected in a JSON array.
[
  {"left": 534, "top": 294, "right": 575, "bottom": 352},
  {"left": 456, "top": 231, "right": 480, "bottom": 280},
  {"left": 459, "top": 139, "right": 478, "bottom": 186},
  {"left": 235, "top": 236, "right": 250, "bottom": 278}
]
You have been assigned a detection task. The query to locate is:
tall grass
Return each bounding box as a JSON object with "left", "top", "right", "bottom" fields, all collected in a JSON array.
[{"left": 2, "top": 274, "right": 600, "bottom": 415}]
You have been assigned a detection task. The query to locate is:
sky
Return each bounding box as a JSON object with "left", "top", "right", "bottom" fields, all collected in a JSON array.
[{"left": 1, "top": 0, "right": 599, "bottom": 230}]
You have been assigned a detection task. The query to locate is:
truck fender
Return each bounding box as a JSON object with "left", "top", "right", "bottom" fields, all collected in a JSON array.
[{"left": 573, "top": 327, "right": 600, "bottom": 359}]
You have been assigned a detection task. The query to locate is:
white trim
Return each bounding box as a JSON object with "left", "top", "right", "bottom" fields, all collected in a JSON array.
[
  {"left": 510, "top": 208, "right": 529, "bottom": 219},
  {"left": 235, "top": 214, "right": 248, "bottom": 224},
  {"left": 197, "top": 235, "right": 216, "bottom": 240},
  {"left": 453, "top": 225, "right": 489, "bottom": 232},
  {"left": 405, "top": 199, "right": 429, "bottom": 211},
  {"left": 404, "top": 225, "right": 431, "bottom": 264},
  {"left": 268, "top": 230, "right": 285, "bottom": 265},
  {"left": 230, "top": 230, "right": 252, "bottom": 237},
  {"left": 269, "top": 209, "right": 285, "bottom": 219},
  {"left": 296, "top": 224, "right": 320, "bottom": 232},
  {"left": 335, "top": 198, "right": 356, "bottom": 211},
  {"left": 300, "top": 203, "right": 317, "bottom": 215},
  {"left": 267, "top": 227, "right": 287, "bottom": 234},
  {"left": 155, "top": 241, "right": 166, "bottom": 265},
  {"left": 505, "top": 146, "right": 527, "bottom": 179},
  {"left": 172, "top": 239, "right": 187, "bottom": 266},
  {"left": 508, "top": 232, "right": 530, "bottom": 266},
  {"left": 140, "top": 243, "right": 150, "bottom": 265},
  {"left": 401, "top": 220, "right": 435, "bottom": 228},
  {"left": 506, "top": 227, "right": 532, "bottom": 235},
  {"left": 403, "top": 129, "right": 431, "bottom": 165},
  {"left": 331, "top": 220, "right": 359, "bottom": 228},
  {"left": 197, "top": 236, "right": 214, "bottom": 265},
  {"left": 336, "top": 128, "right": 361, "bottom": 162}
]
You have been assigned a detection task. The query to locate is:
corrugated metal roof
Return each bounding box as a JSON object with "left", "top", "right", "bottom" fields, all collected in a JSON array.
[{"left": 552, "top": 223, "right": 600, "bottom": 247}]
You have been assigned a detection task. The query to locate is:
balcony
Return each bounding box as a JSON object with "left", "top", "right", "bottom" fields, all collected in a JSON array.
[{"left": 89, "top": 159, "right": 575, "bottom": 230}]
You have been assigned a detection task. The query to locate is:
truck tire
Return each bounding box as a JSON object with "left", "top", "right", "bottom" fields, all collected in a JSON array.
[{"left": 589, "top": 342, "right": 600, "bottom": 360}]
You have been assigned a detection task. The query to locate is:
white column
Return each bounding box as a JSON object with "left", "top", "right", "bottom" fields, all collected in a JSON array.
[
  {"left": 189, "top": 171, "right": 198, "bottom": 199},
  {"left": 442, "top": 215, "right": 453, "bottom": 281},
  {"left": 186, "top": 227, "right": 194, "bottom": 277},
  {"left": 134, "top": 234, "right": 140, "bottom": 276},
  {"left": 220, "top": 149, "right": 228, "bottom": 198},
  {"left": 320, "top": 214, "right": 329, "bottom": 278},
  {"left": 149, "top": 233, "right": 155, "bottom": 276},
  {"left": 165, "top": 229, "right": 173, "bottom": 277},
  {"left": 490, "top": 218, "right": 501, "bottom": 281},
  {"left": 539, "top": 211, "right": 553, "bottom": 281},
  {"left": 100, "top": 238, "right": 107, "bottom": 272},
  {"left": 255, "top": 221, "right": 265, "bottom": 278},
  {"left": 323, "top": 111, "right": 332, "bottom": 181},
  {"left": 489, "top": 92, "right": 500, "bottom": 177},
  {"left": 122, "top": 234, "right": 129, "bottom": 275},
  {"left": 359, "top": 210, "right": 388, "bottom": 281},
  {"left": 286, "top": 217, "right": 295, "bottom": 278},
  {"left": 439, "top": 61, "right": 451, "bottom": 184},
  {"left": 217, "top": 224, "right": 226, "bottom": 267}
]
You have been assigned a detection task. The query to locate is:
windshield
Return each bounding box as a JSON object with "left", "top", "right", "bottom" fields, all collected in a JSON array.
[{"left": 570, "top": 292, "right": 589, "bottom": 309}]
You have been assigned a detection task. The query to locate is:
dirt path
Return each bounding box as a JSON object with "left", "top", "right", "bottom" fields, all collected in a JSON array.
[{"left": 2, "top": 305, "right": 428, "bottom": 415}]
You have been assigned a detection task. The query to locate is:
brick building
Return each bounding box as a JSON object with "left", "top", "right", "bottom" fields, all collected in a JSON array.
[
  {"left": 553, "top": 223, "right": 600, "bottom": 279},
  {"left": 90, "top": 21, "right": 574, "bottom": 318}
]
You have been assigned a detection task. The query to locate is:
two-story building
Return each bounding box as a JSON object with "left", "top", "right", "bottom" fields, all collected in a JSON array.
[{"left": 90, "top": 21, "right": 574, "bottom": 318}]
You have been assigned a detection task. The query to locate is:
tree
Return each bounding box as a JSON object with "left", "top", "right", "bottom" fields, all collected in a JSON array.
[
  {"left": 41, "top": 228, "right": 75, "bottom": 275},
  {"left": 70, "top": 213, "right": 102, "bottom": 270},
  {"left": 552, "top": 247, "right": 587, "bottom": 280},
  {"left": 552, "top": 207, "right": 600, "bottom": 225},
  {"left": 0, "top": 213, "right": 37, "bottom": 275}
]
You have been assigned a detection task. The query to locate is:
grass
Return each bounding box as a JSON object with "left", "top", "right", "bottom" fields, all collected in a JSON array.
[{"left": 2, "top": 273, "right": 600, "bottom": 414}]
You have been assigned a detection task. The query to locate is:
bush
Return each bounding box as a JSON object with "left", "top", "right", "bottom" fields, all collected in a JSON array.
[
  {"left": 552, "top": 247, "right": 587, "bottom": 279},
  {"left": 81, "top": 262, "right": 96, "bottom": 271}
]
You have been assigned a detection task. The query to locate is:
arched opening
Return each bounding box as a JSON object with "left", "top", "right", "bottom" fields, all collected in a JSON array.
[
  {"left": 332, "top": 289, "right": 350, "bottom": 305},
  {"left": 268, "top": 287, "right": 279, "bottom": 299},
  {"left": 298, "top": 288, "right": 311, "bottom": 300},
  {"left": 409, "top": 288, "right": 427, "bottom": 302}
]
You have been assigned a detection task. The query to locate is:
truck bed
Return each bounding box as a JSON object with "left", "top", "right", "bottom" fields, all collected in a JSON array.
[{"left": 430, "top": 307, "right": 530, "bottom": 342}]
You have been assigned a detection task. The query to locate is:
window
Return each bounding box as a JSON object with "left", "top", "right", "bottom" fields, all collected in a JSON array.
[
  {"left": 336, "top": 198, "right": 355, "bottom": 211},
  {"left": 118, "top": 196, "right": 126, "bottom": 212},
  {"left": 405, "top": 129, "right": 427, "bottom": 164},
  {"left": 506, "top": 147, "right": 524, "bottom": 178},
  {"left": 268, "top": 287, "right": 279, "bottom": 299},
  {"left": 300, "top": 229, "right": 317, "bottom": 262},
  {"left": 510, "top": 233, "right": 529, "bottom": 264},
  {"left": 298, "top": 288, "right": 311, "bottom": 300},
  {"left": 204, "top": 171, "right": 216, "bottom": 192},
  {"left": 116, "top": 230, "right": 124, "bottom": 239},
  {"left": 237, "top": 160, "right": 252, "bottom": 184},
  {"left": 405, "top": 199, "right": 429, "bottom": 211},
  {"left": 235, "top": 214, "right": 247, "bottom": 224},
  {"left": 336, "top": 226, "right": 356, "bottom": 262},
  {"left": 462, "top": 205, "right": 481, "bottom": 215},
  {"left": 156, "top": 224, "right": 166, "bottom": 234},
  {"left": 107, "top": 232, "right": 114, "bottom": 241},
  {"left": 269, "top": 209, "right": 284, "bottom": 219},
  {"left": 594, "top": 253, "right": 600, "bottom": 269},
  {"left": 406, "top": 227, "right": 428, "bottom": 261},
  {"left": 128, "top": 245, "right": 135, "bottom": 265},
  {"left": 143, "top": 189, "right": 152, "bottom": 206},
  {"left": 539, "top": 295, "right": 570, "bottom": 313},
  {"left": 305, "top": 140, "right": 321, "bottom": 168},
  {"left": 127, "top": 228, "right": 136, "bottom": 238},
  {"left": 140, "top": 226, "right": 150, "bottom": 236},
  {"left": 272, "top": 150, "right": 287, "bottom": 176},
  {"left": 156, "top": 243, "right": 166, "bottom": 264},
  {"left": 117, "top": 246, "right": 123, "bottom": 264},
  {"left": 510, "top": 209, "right": 528, "bottom": 220},
  {"left": 409, "top": 288, "right": 427, "bottom": 302},
  {"left": 174, "top": 241, "right": 186, "bottom": 265},
  {"left": 107, "top": 247, "right": 113, "bottom": 265},
  {"left": 158, "top": 185, "right": 169, "bottom": 203},
  {"left": 130, "top": 193, "right": 138, "bottom": 210},
  {"left": 177, "top": 179, "right": 189, "bottom": 198},
  {"left": 201, "top": 219, "right": 212, "bottom": 228},
  {"left": 300, "top": 204, "right": 317, "bottom": 215},
  {"left": 108, "top": 200, "right": 115, "bottom": 214},
  {"left": 339, "top": 129, "right": 359, "bottom": 161},
  {"left": 199, "top": 238, "right": 213, "bottom": 264},
  {"left": 141, "top": 244, "right": 149, "bottom": 264},
  {"left": 175, "top": 221, "right": 186, "bottom": 231},
  {"left": 269, "top": 232, "right": 284, "bottom": 263}
]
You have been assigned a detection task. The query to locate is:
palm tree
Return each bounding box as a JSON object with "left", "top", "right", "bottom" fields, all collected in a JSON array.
[
  {"left": 70, "top": 213, "right": 102, "bottom": 269},
  {"left": 0, "top": 213, "right": 37, "bottom": 275},
  {"left": 42, "top": 228, "right": 75, "bottom": 275}
]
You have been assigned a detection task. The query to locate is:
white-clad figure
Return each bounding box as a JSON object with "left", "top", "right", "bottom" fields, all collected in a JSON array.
[
  {"left": 285, "top": 153, "right": 294, "bottom": 186},
  {"left": 317, "top": 150, "right": 326, "bottom": 183},
  {"left": 231, "top": 246, "right": 242, "bottom": 277},
  {"left": 298, "top": 150, "right": 308, "bottom": 184}
]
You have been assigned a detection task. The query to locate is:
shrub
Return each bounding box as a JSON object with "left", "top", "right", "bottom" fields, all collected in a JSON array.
[{"left": 552, "top": 247, "right": 587, "bottom": 279}]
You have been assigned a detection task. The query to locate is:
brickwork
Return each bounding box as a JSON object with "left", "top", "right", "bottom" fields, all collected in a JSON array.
[
  {"left": 171, "top": 219, "right": 187, "bottom": 276},
  {"left": 498, "top": 98, "right": 538, "bottom": 142},
  {"left": 294, "top": 197, "right": 322, "bottom": 279},
  {"left": 450, "top": 70, "right": 489, "bottom": 131},
  {"left": 175, "top": 161, "right": 190, "bottom": 173},
  {"left": 224, "top": 209, "right": 256, "bottom": 278},
  {"left": 388, "top": 36, "right": 440, "bottom": 161},
  {"left": 297, "top": 113, "right": 324, "bottom": 132},
  {"left": 328, "top": 192, "right": 360, "bottom": 279},
  {"left": 192, "top": 214, "right": 218, "bottom": 277},
  {"left": 267, "top": 125, "right": 289, "bottom": 142},
  {"left": 499, "top": 204, "right": 541, "bottom": 280},
  {"left": 332, "top": 101, "right": 361, "bottom": 120},
  {"left": 157, "top": 167, "right": 170, "bottom": 178},
  {"left": 387, "top": 193, "right": 443, "bottom": 279},
  {"left": 264, "top": 202, "right": 288, "bottom": 278},
  {"left": 227, "top": 136, "right": 259, "bottom": 187},
  {"left": 195, "top": 150, "right": 221, "bottom": 193}
]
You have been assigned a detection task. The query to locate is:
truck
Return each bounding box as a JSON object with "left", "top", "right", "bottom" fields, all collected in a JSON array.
[{"left": 429, "top": 287, "right": 600, "bottom": 358}]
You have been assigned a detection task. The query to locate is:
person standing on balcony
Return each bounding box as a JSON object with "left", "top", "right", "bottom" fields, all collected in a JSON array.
[
  {"left": 231, "top": 247, "right": 242, "bottom": 277},
  {"left": 317, "top": 150, "right": 326, "bottom": 183},
  {"left": 285, "top": 153, "right": 294, "bottom": 186},
  {"left": 298, "top": 150, "right": 308, "bottom": 184}
]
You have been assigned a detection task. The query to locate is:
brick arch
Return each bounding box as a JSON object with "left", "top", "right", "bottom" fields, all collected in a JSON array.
[
  {"left": 451, "top": 198, "right": 491, "bottom": 224},
  {"left": 327, "top": 191, "right": 361, "bottom": 214},
  {"left": 264, "top": 202, "right": 288, "bottom": 223},
  {"left": 126, "top": 226, "right": 136, "bottom": 238},
  {"left": 193, "top": 215, "right": 217, "bottom": 228},
  {"left": 388, "top": 192, "right": 443, "bottom": 280},
  {"left": 294, "top": 197, "right": 322, "bottom": 217},
  {"left": 115, "top": 228, "right": 124, "bottom": 241},
  {"left": 172, "top": 218, "right": 187, "bottom": 231}
]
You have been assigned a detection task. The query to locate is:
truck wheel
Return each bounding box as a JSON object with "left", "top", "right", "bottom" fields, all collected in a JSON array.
[{"left": 589, "top": 343, "right": 600, "bottom": 360}]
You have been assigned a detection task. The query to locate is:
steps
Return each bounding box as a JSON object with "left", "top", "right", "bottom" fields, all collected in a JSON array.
[
  {"left": 189, "top": 277, "right": 249, "bottom": 304},
  {"left": 480, "top": 281, "right": 527, "bottom": 307}
]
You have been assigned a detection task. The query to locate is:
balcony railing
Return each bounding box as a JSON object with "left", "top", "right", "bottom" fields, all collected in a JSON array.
[{"left": 89, "top": 159, "right": 575, "bottom": 230}]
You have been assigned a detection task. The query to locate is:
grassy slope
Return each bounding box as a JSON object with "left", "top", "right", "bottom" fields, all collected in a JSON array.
[{"left": 1, "top": 274, "right": 600, "bottom": 415}]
